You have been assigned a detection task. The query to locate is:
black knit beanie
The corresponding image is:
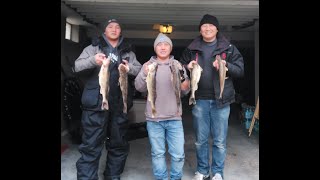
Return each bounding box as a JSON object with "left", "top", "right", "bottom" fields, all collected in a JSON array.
[
  {"left": 199, "top": 14, "right": 219, "bottom": 30},
  {"left": 103, "top": 18, "right": 121, "bottom": 30}
]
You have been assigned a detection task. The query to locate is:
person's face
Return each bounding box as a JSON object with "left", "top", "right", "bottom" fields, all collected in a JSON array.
[
  {"left": 200, "top": 23, "right": 218, "bottom": 42},
  {"left": 104, "top": 22, "right": 121, "bottom": 40},
  {"left": 155, "top": 42, "right": 171, "bottom": 60}
]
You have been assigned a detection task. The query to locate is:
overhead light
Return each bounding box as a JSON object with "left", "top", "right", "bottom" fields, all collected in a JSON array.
[{"left": 159, "top": 24, "right": 172, "bottom": 34}]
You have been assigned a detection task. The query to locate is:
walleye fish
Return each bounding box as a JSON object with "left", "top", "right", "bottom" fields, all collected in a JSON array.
[
  {"left": 217, "top": 54, "right": 228, "bottom": 99},
  {"left": 99, "top": 57, "right": 111, "bottom": 110},
  {"left": 146, "top": 62, "right": 158, "bottom": 118},
  {"left": 189, "top": 63, "right": 203, "bottom": 105},
  {"left": 170, "top": 61, "right": 182, "bottom": 114},
  {"left": 118, "top": 64, "right": 128, "bottom": 113}
]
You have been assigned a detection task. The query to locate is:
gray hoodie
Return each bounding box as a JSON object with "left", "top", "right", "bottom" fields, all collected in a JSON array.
[{"left": 135, "top": 55, "right": 190, "bottom": 121}]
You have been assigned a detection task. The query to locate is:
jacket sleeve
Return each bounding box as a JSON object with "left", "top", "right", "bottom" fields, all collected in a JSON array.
[
  {"left": 127, "top": 51, "right": 142, "bottom": 76},
  {"left": 74, "top": 45, "right": 98, "bottom": 72},
  {"left": 226, "top": 45, "right": 244, "bottom": 78},
  {"left": 134, "top": 62, "right": 148, "bottom": 92}
]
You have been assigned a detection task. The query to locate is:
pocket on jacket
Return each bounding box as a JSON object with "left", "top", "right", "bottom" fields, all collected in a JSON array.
[{"left": 81, "top": 83, "right": 101, "bottom": 109}]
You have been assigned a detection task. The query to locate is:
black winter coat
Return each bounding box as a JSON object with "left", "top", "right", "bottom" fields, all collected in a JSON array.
[
  {"left": 180, "top": 33, "right": 244, "bottom": 108},
  {"left": 81, "top": 36, "right": 136, "bottom": 112}
]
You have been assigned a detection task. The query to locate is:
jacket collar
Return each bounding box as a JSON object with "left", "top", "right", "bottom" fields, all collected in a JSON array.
[
  {"left": 187, "top": 33, "right": 231, "bottom": 53},
  {"left": 149, "top": 55, "right": 175, "bottom": 65},
  {"left": 92, "top": 35, "right": 131, "bottom": 54}
]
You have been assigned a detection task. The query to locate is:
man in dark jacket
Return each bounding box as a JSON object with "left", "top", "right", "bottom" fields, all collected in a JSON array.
[
  {"left": 74, "top": 18, "right": 142, "bottom": 180},
  {"left": 180, "top": 14, "right": 244, "bottom": 180}
]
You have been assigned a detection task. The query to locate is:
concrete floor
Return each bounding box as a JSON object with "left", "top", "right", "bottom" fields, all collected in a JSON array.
[{"left": 61, "top": 104, "right": 259, "bottom": 180}]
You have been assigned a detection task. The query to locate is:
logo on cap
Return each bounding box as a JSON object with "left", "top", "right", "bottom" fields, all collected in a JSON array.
[{"left": 108, "top": 19, "right": 117, "bottom": 23}]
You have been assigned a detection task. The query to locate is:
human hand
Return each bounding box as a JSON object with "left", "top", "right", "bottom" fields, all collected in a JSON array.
[
  {"left": 103, "top": 56, "right": 111, "bottom": 66},
  {"left": 187, "top": 60, "right": 197, "bottom": 71},
  {"left": 120, "top": 59, "right": 130, "bottom": 72},
  {"left": 143, "top": 61, "right": 151, "bottom": 74},
  {"left": 212, "top": 59, "right": 226, "bottom": 71},
  {"left": 95, "top": 53, "right": 107, "bottom": 66}
]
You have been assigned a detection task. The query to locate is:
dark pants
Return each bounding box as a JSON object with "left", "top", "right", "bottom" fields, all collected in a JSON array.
[{"left": 76, "top": 110, "right": 129, "bottom": 180}]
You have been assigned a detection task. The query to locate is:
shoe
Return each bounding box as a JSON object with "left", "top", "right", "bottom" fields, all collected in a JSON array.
[
  {"left": 212, "top": 173, "right": 223, "bottom": 180},
  {"left": 192, "top": 171, "right": 210, "bottom": 180}
]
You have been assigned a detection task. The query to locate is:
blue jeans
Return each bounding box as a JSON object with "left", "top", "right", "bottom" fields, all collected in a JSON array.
[
  {"left": 192, "top": 100, "right": 230, "bottom": 177},
  {"left": 147, "top": 120, "right": 185, "bottom": 180}
]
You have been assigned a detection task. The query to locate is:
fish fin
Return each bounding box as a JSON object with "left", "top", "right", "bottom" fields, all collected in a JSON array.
[
  {"left": 225, "top": 77, "right": 228, "bottom": 79},
  {"left": 189, "top": 98, "right": 193, "bottom": 105},
  {"left": 123, "top": 103, "right": 127, "bottom": 114}
]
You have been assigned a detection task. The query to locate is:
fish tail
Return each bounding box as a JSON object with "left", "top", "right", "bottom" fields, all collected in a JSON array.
[
  {"left": 189, "top": 97, "right": 195, "bottom": 105},
  {"left": 102, "top": 100, "right": 109, "bottom": 110},
  {"left": 152, "top": 108, "right": 156, "bottom": 118}
]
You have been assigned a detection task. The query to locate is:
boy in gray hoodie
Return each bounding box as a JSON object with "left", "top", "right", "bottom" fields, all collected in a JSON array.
[{"left": 135, "top": 33, "right": 190, "bottom": 180}]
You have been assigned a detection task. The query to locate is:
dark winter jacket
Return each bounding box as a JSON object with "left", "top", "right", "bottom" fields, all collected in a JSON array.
[
  {"left": 180, "top": 33, "right": 244, "bottom": 108},
  {"left": 74, "top": 35, "right": 142, "bottom": 112}
]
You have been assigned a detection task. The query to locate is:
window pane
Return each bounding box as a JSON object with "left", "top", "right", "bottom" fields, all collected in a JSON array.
[{"left": 65, "top": 23, "right": 71, "bottom": 40}]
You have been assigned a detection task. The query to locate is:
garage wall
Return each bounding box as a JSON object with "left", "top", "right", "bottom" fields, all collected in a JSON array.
[
  {"left": 61, "top": 16, "right": 66, "bottom": 132},
  {"left": 61, "top": 16, "right": 90, "bottom": 133}
]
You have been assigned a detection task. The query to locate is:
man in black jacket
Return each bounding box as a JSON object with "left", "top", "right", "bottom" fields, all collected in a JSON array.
[
  {"left": 74, "top": 18, "right": 142, "bottom": 180},
  {"left": 180, "top": 14, "right": 244, "bottom": 180}
]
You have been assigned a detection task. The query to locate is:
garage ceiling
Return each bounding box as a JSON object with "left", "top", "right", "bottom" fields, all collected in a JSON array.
[{"left": 61, "top": 0, "right": 259, "bottom": 32}]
